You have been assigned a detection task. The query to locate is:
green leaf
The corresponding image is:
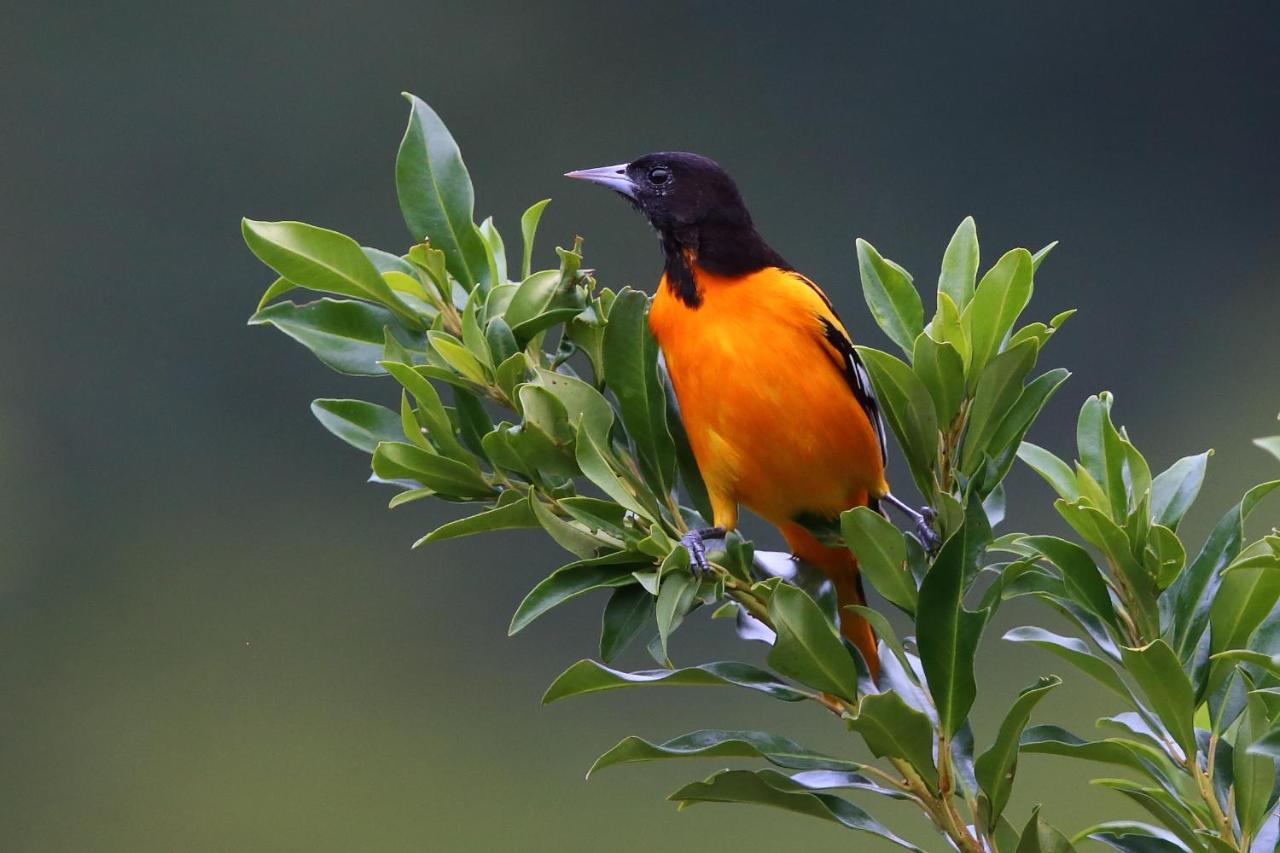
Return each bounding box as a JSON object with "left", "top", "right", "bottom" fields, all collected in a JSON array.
[
  {"left": 477, "top": 216, "right": 506, "bottom": 285},
  {"left": 1018, "top": 442, "right": 1081, "bottom": 502},
  {"left": 414, "top": 498, "right": 536, "bottom": 547},
  {"left": 854, "top": 346, "right": 938, "bottom": 495},
  {"left": 428, "top": 331, "right": 489, "bottom": 383},
  {"left": 603, "top": 288, "right": 677, "bottom": 493},
  {"left": 840, "top": 507, "right": 916, "bottom": 614},
  {"left": 1164, "top": 481, "right": 1280, "bottom": 669},
  {"left": 1256, "top": 436, "right": 1280, "bottom": 464},
  {"left": 937, "top": 216, "right": 980, "bottom": 311},
  {"left": 847, "top": 690, "right": 938, "bottom": 790},
  {"left": 965, "top": 248, "right": 1034, "bottom": 379},
  {"left": 542, "top": 659, "right": 814, "bottom": 704},
  {"left": 1032, "top": 241, "right": 1059, "bottom": 271},
  {"left": 1019, "top": 535, "right": 1117, "bottom": 630},
  {"left": 912, "top": 334, "right": 965, "bottom": 425},
  {"left": 310, "top": 399, "right": 402, "bottom": 453},
  {"left": 1150, "top": 451, "right": 1212, "bottom": 531},
  {"left": 961, "top": 341, "right": 1038, "bottom": 474},
  {"left": 856, "top": 238, "right": 924, "bottom": 355},
  {"left": 1090, "top": 779, "right": 1203, "bottom": 852},
  {"left": 242, "top": 219, "right": 412, "bottom": 318},
  {"left": 766, "top": 584, "right": 860, "bottom": 702},
  {"left": 395, "top": 93, "right": 490, "bottom": 290},
  {"left": 251, "top": 298, "right": 422, "bottom": 376},
  {"left": 510, "top": 561, "right": 641, "bottom": 635},
  {"left": 371, "top": 442, "right": 494, "bottom": 499},
  {"left": 574, "top": 419, "right": 657, "bottom": 522},
  {"left": 1119, "top": 640, "right": 1196, "bottom": 755},
  {"left": 519, "top": 198, "right": 551, "bottom": 280},
  {"left": 528, "top": 496, "right": 614, "bottom": 559},
  {"left": 1080, "top": 822, "right": 1190, "bottom": 852},
  {"left": 1077, "top": 393, "right": 1129, "bottom": 520},
  {"left": 1015, "top": 807, "right": 1078, "bottom": 853},
  {"left": 932, "top": 291, "right": 970, "bottom": 365},
  {"left": 1019, "top": 725, "right": 1170, "bottom": 776},
  {"left": 381, "top": 361, "right": 474, "bottom": 462},
  {"left": 668, "top": 769, "right": 919, "bottom": 850},
  {"left": 917, "top": 505, "right": 990, "bottom": 735},
  {"left": 255, "top": 276, "right": 294, "bottom": 312},
  {"left": 534, "top": 368, "right": 614, "bottom": 440},
  {"left": 1235, "top": 689, "right": 1279, "bottom": 839},
  {"left": 655, "top": 568, "right": 696, "bottom": 662},
  {"left": 589, "top": 729, "right": 860, "bottom": 777},
  {"left": 599, "top": 585, "right": 655, "bottom": 663},
  {"left": 1003, "top": 627, "right": 1129, "bottom": 698},
  {"left": 982, "top": 368, "right": 1072, "bottom": 483},
  {"left": 975, "top": 675, "right": 1062, "bottom": 828},
  {"left": 1210, "top": 554, "right": 1280, "bottom": 660}
]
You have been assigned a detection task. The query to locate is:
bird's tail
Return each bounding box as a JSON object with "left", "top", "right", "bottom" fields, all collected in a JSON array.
[{"left": 780, "top": 522, "right": 879, "bottom": 680}]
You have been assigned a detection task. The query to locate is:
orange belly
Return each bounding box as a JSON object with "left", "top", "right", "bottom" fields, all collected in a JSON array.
[{"left": 648, "top": 265, "right": 888, "bottom": 532}]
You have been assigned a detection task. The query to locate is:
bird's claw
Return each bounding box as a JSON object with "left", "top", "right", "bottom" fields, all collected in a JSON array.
[
  {"left": 679, "top": 527, "right": 724, "bottom": 578},
  {"left": 915, "top": 506, "right": 941, "bottom": 554}
]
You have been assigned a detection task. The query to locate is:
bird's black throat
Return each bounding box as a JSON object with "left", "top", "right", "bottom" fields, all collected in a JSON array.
[{"left": 659, "top": 219, "right": 791, "bottom": 308}]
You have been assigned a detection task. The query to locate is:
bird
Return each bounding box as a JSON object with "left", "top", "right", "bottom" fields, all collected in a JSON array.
[{"left": 566, "top": 153, "right": 935, "bottom": 676}]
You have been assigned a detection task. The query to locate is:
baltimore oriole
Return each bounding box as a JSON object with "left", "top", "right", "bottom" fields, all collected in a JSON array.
[{"left": 567, "top": 153, "right": 936, "bottom": 674}]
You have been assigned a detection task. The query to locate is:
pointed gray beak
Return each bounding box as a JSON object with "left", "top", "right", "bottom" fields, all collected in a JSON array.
[{"left": 564, "top": 163, "right": 636, "bottom": 198}]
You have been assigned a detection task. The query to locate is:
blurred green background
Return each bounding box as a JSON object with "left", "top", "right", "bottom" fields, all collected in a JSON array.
[{"left": 3, "top": 2, "right": 1279, "bottom": 850}]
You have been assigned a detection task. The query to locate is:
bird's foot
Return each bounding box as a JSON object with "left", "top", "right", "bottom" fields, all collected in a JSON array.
[
  {"left": 882, "top": 493, "right": 941, "bottom": 554},
  {"left": 679, "top": 526, "right": 725, "bottom": 577}
]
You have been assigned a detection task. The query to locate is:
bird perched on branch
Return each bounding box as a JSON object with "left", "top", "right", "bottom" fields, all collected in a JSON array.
[{"left": 567, "top": 154, "right": 935, "bottom": 675}]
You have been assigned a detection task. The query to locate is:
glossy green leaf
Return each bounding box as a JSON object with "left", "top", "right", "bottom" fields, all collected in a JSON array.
[
  {"left": 856, "top": 238, "right": 923, "bottom": 355},
  {"left": 1080, "top": 822, "right": 1190, "bottom": 852},
  {"left": 414, "top": 497, "right": 536, "bottom": 547},
  {"left": 310, "top": 399, "right": 402, "bottom": 453},
  {"left": 477, "top": 216, "right": 506, "bottom": 285},
  {"left": 1256, "top": 436, "right": 1280, "bottom": 463},
  {"left": 1119, "top": 640, "right": 1195, "bottom": 755},
  {"left": 371, "top": 441, "right": 493, "bottom": 498},
  {"left": 840, "top": 507, "right": 915, "bottom": 614},
  {"left": 1077, "top": 393, "right": 1129, "bottom": 520},
  {"left": 937, "top": 216, "right": 979, "bottom": 311},
  {"left": 916, "top": 502, "right": 990, "bottom": 735},
  {"left": 847, "top": 690, "right": 938, "bottom": 789},
  {"left": 604, "top": 288, "right": 676, "bottom": 493},
  {"left": 1018, "top": 442, "right": 1081, "bottom": 502},
  {"left": 509, "top": 561, "right": 641, "bottom": 635},
  {"left": 1090, "top": 779, "right": 1203, "bottom": 852},
  {"left": 1015, "top": 807, "right": 1078, "bottom": 853},
  {"left": 932, "top": 291, "right": 970, "bottom": 365},
  {"left": 912, "top": 334, "right": 965, "bottom": 425},
  {"left": 854, "top": 346, "right": 938, "bottom": 495},
  {"left": 766, "top": 584, "right": 859, "bottom": 702},
  {"left": 589, "top": 729, "right": 860, "bottom": 777},
  {"left": 655, "top": 568, "right": 696, "bottom": 662},
  {"left": 1003, "top": 627, "right": 1129, "bottom": 697},
  {"left": 251, "top": 298, "right": 421, "bottom": 376},
  {"left": 966, "top": 247, "right": 1034, "bottom": 378},
  {"left": 428, "top": 331, "right": 489, "bottom": 383},
  {"left": 1019, "top": 535, "right": 1117, "bottom": 629},
  {"left": 542, "top": 659, "right": 814, "bottom": 704},
  {"left": 961, "top": 341, "right": 1038, "bottom": 474},
  {"left": 599, "top": 585, "right": 655, "bottom": 663},
  {"left": 381, "top": 361, "right": 474, "bottom": 462},
  {"left": 1019, "top": 725, "right": 1169, "bottom": 776},
  {"left": 1235, "top": 689, "right": 1278, "bottom": 839},
  {"left": 668, "top": 769, "right": 919, "bottom": 850},
  {"left": 528, "top": 496, "right": 614, "bottom": 559},
  {"left": 975, "top": 675, "right": 1061, "bottom": 828},
  {"left": 519, "top": 198, "right": 551, "bottom": 279},
  {"left": 1164, "top": 481, "right": 1280, "bottom": 668},
  {"left": 1210, "top": 553, "right": 1280, "bottom": 660},
  {"left": 1150, "top": 451, "right": 1212, "bottom": 531},
  {"left": 395, "top": 93, "right": 490, "bottom": 290},
  {"left": 255, "top": 276, "right": 294, "bottom": 312},
  {"left": 979, "top": 368, "right": 1071, "bottom": 485},
  {"left": 242, "top": 219, "right": 412, "bottom": 318}
]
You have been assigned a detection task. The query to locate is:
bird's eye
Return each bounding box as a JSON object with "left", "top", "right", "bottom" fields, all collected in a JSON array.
[{"left": 648, "top": 167, "right": 671, "bottom": 185}]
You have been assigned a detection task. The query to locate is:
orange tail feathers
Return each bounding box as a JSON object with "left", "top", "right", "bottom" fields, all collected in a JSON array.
[{"left": 780, "top": 523, "right": 879, "bottom": 680}]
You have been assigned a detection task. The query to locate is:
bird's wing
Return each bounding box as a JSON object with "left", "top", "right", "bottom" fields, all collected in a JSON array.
[{"left": 788, "top": 273, "right": 889, "bottom": 466}]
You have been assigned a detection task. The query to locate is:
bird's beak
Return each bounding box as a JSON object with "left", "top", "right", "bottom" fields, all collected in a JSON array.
[{"left": 564, "top": 163, "right": 636, "bottom": 199}]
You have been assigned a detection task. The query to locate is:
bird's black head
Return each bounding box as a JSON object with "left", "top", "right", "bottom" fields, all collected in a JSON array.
[{"left": 566, "top": 152, "right": 788, "bottom": 306}]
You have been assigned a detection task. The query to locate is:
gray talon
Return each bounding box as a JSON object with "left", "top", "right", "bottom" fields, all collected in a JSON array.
[{"left": 679, "top": 526, "right": 724, "bottom": 577}]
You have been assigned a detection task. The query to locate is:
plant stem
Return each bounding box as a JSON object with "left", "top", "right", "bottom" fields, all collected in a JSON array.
[{"left": 1188, "top": 750, "right": 1237, "bottom": 847}]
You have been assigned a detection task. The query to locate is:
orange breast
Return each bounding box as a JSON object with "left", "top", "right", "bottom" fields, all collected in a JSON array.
[{"left": 648, "top": 265, "right": 888, "bottom": 531}]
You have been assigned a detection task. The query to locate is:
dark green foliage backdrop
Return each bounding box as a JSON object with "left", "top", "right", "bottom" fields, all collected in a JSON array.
[{"left": 2, "top": 2, "right": 1279, "bottom": 850}]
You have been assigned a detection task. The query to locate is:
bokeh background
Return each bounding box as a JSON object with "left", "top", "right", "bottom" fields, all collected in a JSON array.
[{"left": 3, "top": 2, "right": 1279, "bottom": 850}]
